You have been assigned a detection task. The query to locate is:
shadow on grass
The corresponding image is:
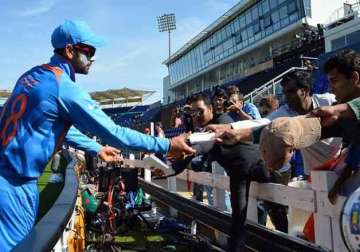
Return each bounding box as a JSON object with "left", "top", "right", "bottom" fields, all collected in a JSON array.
[
  {"left": 36, "top": 155, "right": 67, "bottom": 222},
  {"left": 37, "top": 182, "right": 64, "bottom": 221}
]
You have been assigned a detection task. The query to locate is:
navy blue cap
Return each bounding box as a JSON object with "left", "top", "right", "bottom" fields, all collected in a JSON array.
[{"left": 51, "top": 20, "right": 105, "bottom": 49}]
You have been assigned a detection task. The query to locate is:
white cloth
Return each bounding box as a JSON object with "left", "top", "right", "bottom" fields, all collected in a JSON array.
[{"left": 268, "top": 93, "right": 342, "bottom": 175}]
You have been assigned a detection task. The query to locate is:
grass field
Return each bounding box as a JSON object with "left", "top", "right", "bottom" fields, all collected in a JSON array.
[{"left": 36, "top": 156, "right": 67, "bottom": 222}]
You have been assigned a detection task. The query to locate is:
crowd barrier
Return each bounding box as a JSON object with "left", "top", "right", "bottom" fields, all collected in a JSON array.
[{"left": 138, "top": 155, "right": 347, "bottom": 252}]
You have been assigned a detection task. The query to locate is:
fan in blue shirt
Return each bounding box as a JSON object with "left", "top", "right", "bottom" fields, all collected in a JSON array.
[{"left": 0, "top": 20, "right": 194, "bottom": 251}]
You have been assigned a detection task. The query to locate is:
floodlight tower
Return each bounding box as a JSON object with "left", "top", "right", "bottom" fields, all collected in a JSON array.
[{"left": 157, "top": 13, "right": 176, "bottom": 59}]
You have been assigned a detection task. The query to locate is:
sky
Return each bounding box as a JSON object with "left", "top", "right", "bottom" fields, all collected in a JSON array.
[{"left": 0, "top": 0, "right": 239, "bottom": 104}]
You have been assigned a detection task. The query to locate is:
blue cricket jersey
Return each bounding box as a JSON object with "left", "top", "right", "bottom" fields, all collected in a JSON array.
[{"left": 0, "top": 54, "right": 170, "bottom": 179}]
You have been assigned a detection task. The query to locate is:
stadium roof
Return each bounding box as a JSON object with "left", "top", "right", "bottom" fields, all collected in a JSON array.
[
  {"left": 90, "top": 88, "right": 155, "bottom": 105},
  {"left": 0, "top": 90, "right": 11, "bottom": 98},
  {"left": 0, "top": 90, "right": 11, "bottom": 106}
]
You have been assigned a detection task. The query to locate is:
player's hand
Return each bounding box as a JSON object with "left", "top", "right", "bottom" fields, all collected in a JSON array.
[
  {"left": 167, "top": 132, "right": 196, "bottom": 160},
  {"left": 204, "top": 123, "right": 231, "bottom": 136},
  {"left": 215, "top": 128, "right": 249, "bottom": 145},
  {"left": 98, "top": 146, "right": 123, "bottom": 163}
]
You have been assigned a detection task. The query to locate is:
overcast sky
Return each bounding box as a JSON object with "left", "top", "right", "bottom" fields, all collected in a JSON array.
[{"left": 0, "top": 0, "right": 239, "bottom": 103}]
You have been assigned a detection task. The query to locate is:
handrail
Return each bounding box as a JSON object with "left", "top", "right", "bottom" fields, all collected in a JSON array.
[
  {"left": 13, "top": 155, "right": 78, "bottom": 252},
  {"left": 244, "top": 67, "right": 307, "bottom": 103}
]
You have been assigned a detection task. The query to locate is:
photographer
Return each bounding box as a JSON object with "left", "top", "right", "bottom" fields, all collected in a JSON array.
[
  {"left": 182, "top": 97, "right": 195, "bottom": 133},
  {"left": 225, "top": 85, "right": 261, "bottom": 120}
]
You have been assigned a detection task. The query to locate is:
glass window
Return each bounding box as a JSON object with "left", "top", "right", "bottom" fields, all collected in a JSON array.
[
  {"left": 218, "top": 30, "right": 223, "bottom": 43},
  {"left": 240, "top": 15, "right": 246, "bottom": 28},
  {"left": 252, "top": 6, "right": 259, "bottom": 20},
  {"left": 235, "top": 32, "right": 242, "bottom": 44},
  {"left": 246, "top": 10, "right": 252, "bottom": 25},
  {"left": 347, "top": 30, "right": 360, "bottom": 45},
  {"left": 223, "top": 38, "right": 233, "bottom": 51},
  {"left": 265, "top": 25, "right": 273, "bottom": 35},
  {"left": 289, "top": 12, "right": 299, "bottom": 22},
  {"left": 332, "top": 36, "right": 346, "bottom": 51},
  {"left": 270, "top": 0, "right": 278, "bottom": 10},
  {"left": 241, "top": 29, "right": 248, "bottom": 41},
  {"left": 247, "top": 26, "right": 253, "bottom": 38},
  {"left": 262, "top": 0, "right": 270, "bottom": 14},
  {"left": 215, "top": 44, "right": 222, "bottom": 56},
  {"left": 279, "top": 5, "right": 287, "bottom": 19},
  {"left": 273, "top": 21, "right": 280, "bottom": 31},
  {"left": 271, "top": 9, "right": 280, "bottom": 23},
  {"left": 280, "top": 17, "right": 289, "bottom": 27},
  {"left": 287, "top": 0, "right": 297, "bottom": 14},
  {"left": 258, "top": 3, "right": 263, "bottom": 16},
  {"left": 264, "top": 15, "right": 272, "bottom": 27},
  {"left": 210, "top": 35, "right": 216, "bottom": 47},
  {"left": 226, "top": 24, "right": 233, "bottom": 38},
  {"left": 253, "top": 21, "right": 261, "bottom": 34},
  {"left": 234, "top": 17, "right": 240, "bottom": 31}
]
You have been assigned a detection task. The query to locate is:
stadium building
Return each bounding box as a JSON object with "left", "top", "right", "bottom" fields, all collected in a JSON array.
[
  {"left": 162, "top": 0, "right": 346, "bottom": 110},
  {"left": 323, "top": 1, "right": 360, "bottom": 53}
]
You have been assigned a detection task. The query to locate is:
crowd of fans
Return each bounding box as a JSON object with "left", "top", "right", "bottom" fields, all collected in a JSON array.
[{"left": 158, "top": 49, "right": 360, "bottom": 252}]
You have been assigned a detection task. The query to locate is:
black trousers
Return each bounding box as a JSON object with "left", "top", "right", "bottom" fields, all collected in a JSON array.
[
  {"left": 226, "top": 160, "right": 270, "bottom": 252},
  {"left": 263, "top": 169, "right": 292, "bottom": 233}
]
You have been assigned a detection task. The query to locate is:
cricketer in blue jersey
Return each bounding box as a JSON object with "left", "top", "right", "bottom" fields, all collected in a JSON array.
[{"left": 0, "top": 20, "right": 195, "bottom": 250}]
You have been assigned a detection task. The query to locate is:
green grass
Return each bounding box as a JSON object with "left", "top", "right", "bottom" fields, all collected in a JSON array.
[
  {"left": 36, "top": 156, "right": 67, "bottom": 222},
  {"left": 114, "top": 223, "right": 190, "bottom": 252}
]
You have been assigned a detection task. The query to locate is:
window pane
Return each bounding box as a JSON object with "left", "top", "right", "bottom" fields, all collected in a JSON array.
[
  {"left": 264, "top": 15, "right": 272, "bottom": 27},
  {"left": 234, "top": 17, "right": 240, "bottom": 31},
  {"left": 235, "top": 33, "right": 242, "bottom": 44},
  {"left": 287, "top": 0, "right": 297, "bottom": 14},
  {"left": 273, "top": 22, "right": 280, "bottom": 31},
  {"left": 246, "top": 10, "right": 252, "bottom": 24},
  {"left": 241, "top": 29, "right": 248, "bottom": 40},
  {"left": 347, "top": 30, "right": 360, "bottom": 45},
  {"left": 270, "top": 0, "right": 278, "bottom": 10},
  {"left": 240, "top": 15, "right": 246, "bottom": 28},
  {"left": 272, "top": 10, "right": 280, "bottom": 23},
  {"left": 289, "top": 12, "right": 298, "bottom": 22},
  {"left": 247, "top": 26, "right": 254, "bottom": 38},
  {"left": 262, "top": 0, "right": 270, "bottom": 13},
  {"left": 280, "top": 17, "right": 289, "bottom": 26},
  {"left": 279, "top": 5, "right": 287, "bottom": 19},
  {"left": 252, "top": 6, "right": 259, "bottom": 20},
  {"left": 332, "top": 36, "right": 346, "bottom": 51},
  {"left": 253, "top": 21, "right": 261, "bottom": 34}
]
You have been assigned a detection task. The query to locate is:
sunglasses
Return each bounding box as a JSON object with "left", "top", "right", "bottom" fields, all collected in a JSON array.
[{"left": 73, "top": 44, "right": 96, "bottom": 60}]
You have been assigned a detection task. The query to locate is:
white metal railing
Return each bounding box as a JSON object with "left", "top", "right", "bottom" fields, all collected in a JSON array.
[
  {"left": 326, "top": 2, "right": 360, "bottom": 27},
  {"left": 244, "top": 67, "right": 306, "bottom": 104},
  {"left": 137, "top": 153, "right": 348, "bottom": 252}
]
